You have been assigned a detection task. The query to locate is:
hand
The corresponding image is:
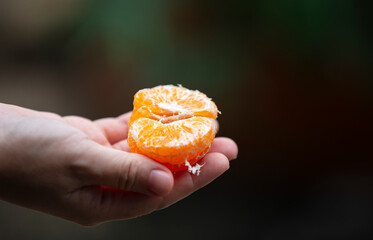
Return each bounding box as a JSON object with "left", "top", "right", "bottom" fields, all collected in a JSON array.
[{"left": 0, "top": 103, "right": 238, "bottom": 226}]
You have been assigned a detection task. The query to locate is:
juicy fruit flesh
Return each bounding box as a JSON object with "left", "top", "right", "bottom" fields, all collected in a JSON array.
[
  {"left": 133, "top": 85, "right": 217, "bottom": 120},
  {"left": 127, "top": 85, "right": 218, "bottom": 172}
]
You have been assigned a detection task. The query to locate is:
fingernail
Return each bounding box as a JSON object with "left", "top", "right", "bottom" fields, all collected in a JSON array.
[{"left": 148, "top": 170, "right": 173, "bottom": 196}]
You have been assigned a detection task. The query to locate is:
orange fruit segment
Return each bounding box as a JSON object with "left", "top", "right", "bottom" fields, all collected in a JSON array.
[{"left": 127, "top": 85, "right": 219, "bottom": 172}]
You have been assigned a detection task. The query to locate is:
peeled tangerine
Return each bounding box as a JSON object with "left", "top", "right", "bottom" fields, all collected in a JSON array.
[{"left": 127, "top": 85, "right": 219, "bottom": 174}]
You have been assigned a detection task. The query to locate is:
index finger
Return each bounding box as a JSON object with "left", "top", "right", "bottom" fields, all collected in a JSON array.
[{"left": 94, "top": 111, "right": 132, "bottom": 144}]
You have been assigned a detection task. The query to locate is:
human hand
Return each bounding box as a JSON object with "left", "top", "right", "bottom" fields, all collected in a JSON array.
[{"left": 0, "top": 103, "right": 238, "bottom": 226}]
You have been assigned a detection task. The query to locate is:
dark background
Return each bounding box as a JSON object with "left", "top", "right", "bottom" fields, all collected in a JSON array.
[{"left": 0, "top": 1, "right": 372, "bottom": 239}]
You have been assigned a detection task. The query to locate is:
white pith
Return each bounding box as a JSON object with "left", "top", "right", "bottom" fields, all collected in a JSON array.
[
  {"left": 158, "top": 102, "right": 188, "bottom": 114},
  {"left": 185, "top": 160, "right": 205, "bottom": 176}
]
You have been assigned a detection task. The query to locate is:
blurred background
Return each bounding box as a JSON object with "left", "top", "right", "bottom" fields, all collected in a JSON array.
[{"left": 0, "top": 0, "right": 372, "bottom": 239}]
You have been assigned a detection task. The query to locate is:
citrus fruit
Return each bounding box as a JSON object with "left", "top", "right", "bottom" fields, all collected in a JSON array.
[{"left": 127, "top": 85, "right": 219, "bottom": 173}]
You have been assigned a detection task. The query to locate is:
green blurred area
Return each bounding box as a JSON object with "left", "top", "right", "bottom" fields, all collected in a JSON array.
[{"left": 0, "top": 1, "right": 372, "bottom": 239}]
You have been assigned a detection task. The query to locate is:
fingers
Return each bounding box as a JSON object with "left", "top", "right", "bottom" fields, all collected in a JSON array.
[
  {"left": 76, "top": 141, "right": 173, "bottom": 197},
  {"left": 116, "top": 111, "right": 132, "bottom": 123},
  {"left": 158, "top": 152, "right": 229, "bottom": 209},
  {"left": 112, "top": 139, "right": 131, "bottom": 152},
  {"left": 66, "top": 140, "right": 232, "bottom": 225},
  {"left": 94, "top": 118, "right": 129, "bottom": 144},
  {"left": 209, "top": 137, "right": 238, "bottom": 160},
  {"left": 65, "top": 152, "right": 229, "bottom": 225},
  {"left": 71, "top": 133, "right": 235, "bottom": 197},
  {"left": 93, "top": 112, "right": 132, "bottom": 144},
  {"left": 67, "top": 152, "right": 229, "bottom": 225}
]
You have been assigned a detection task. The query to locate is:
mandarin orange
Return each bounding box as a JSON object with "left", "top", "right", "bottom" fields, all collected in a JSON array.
[{"left": 127, "top": 85, "right": 219, "bottom": 173}]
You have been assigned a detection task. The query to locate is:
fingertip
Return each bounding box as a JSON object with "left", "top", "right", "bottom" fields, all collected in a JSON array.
[
  {"left": 129, "top": 153, "right": 174, "bottom": 196},
  {"left": 210, "top": 137, "right": 238, "bottom": 161},
  {"left": 207, "top": 152, "right": 230, "bottom": 172},
  {"left": 148, "top": 169, "right": 174, "bottom": 196},
  {"left": 117, "top": 111, "right": 132, "bottom": 123}
]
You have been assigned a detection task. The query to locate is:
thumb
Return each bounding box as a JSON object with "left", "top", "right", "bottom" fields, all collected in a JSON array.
[{"left": 76, "top": 141, "right": 174, "bottom": 196}]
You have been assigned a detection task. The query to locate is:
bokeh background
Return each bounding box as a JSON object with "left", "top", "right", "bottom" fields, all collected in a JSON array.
[{"left": 0, "top": 0, "right": 372, "bottom": 239}]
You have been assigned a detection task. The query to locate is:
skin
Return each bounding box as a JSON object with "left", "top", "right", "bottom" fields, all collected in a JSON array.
[{"left": 0, "top": 103, "right": 238, "bottom": 226}]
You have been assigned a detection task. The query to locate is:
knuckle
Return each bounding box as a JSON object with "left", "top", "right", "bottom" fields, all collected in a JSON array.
[
  {"left": 65, "top": 139, "right": 94, "bottom": 183},
  {"left": 117, "top": 158, "right": 140, "bottom": 191}
]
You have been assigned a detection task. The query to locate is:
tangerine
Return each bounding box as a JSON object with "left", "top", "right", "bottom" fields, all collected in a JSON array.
[{"left": 127, "top": 85, "right": 219, "bottom": 173}]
